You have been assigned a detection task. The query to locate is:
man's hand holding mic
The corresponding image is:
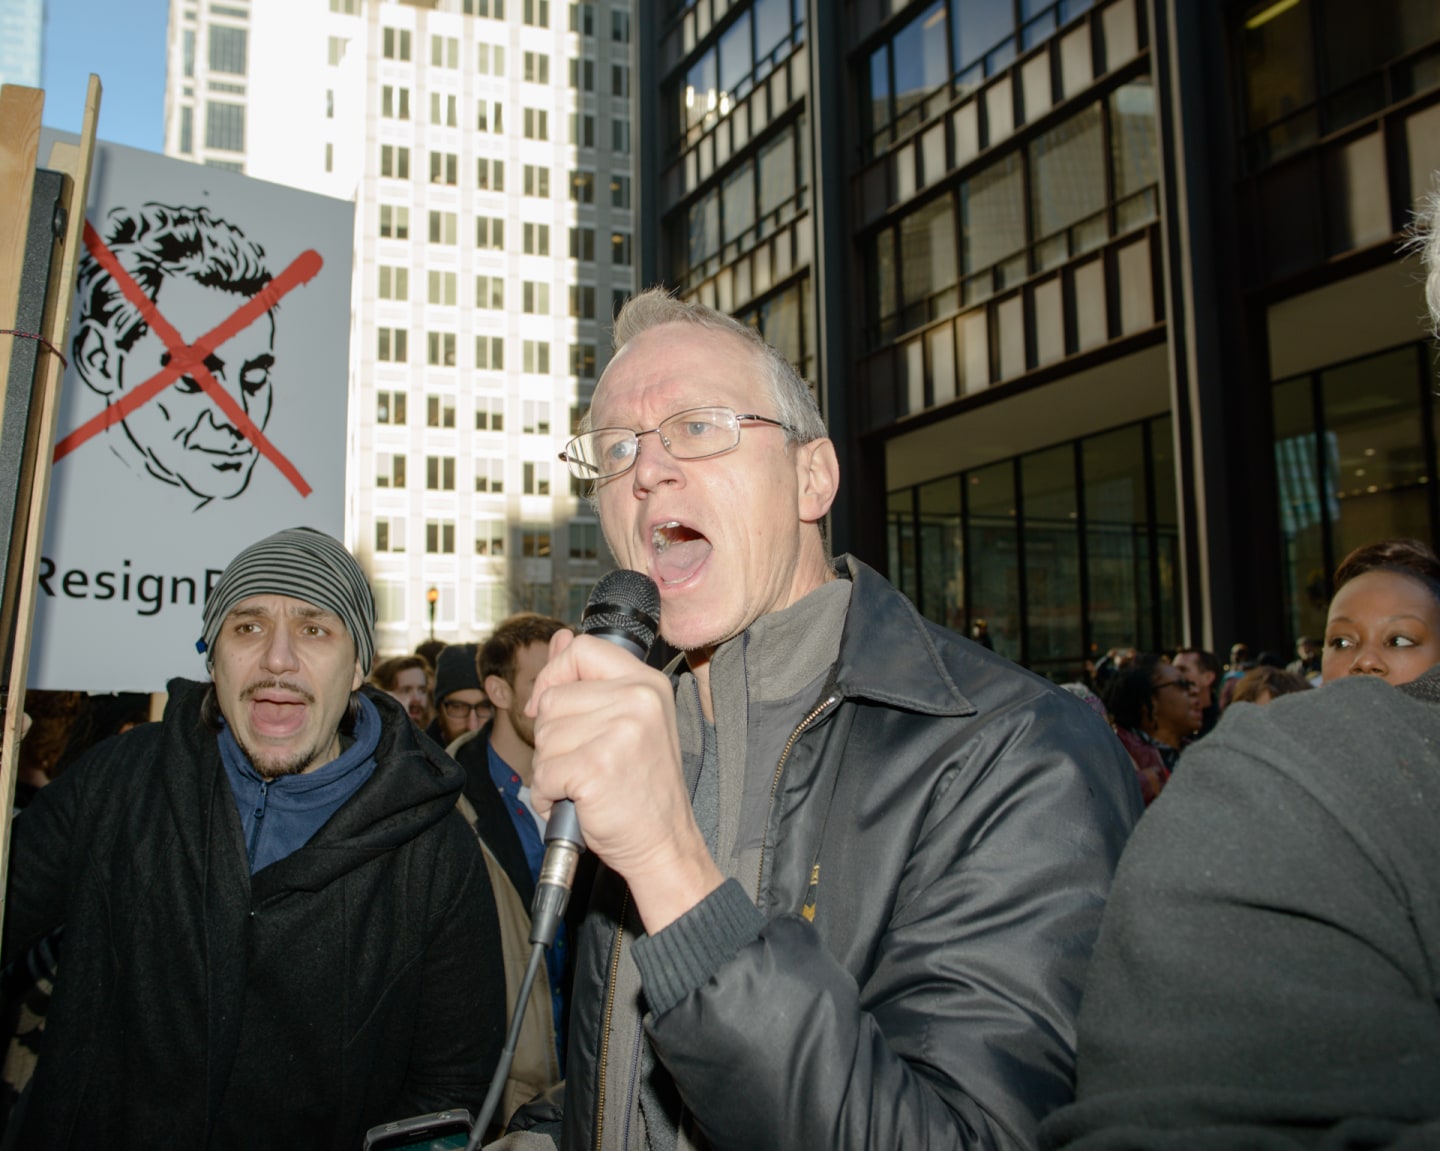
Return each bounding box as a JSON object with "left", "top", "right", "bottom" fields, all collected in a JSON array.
[{"left": 525, "top": 585, "right": 723, "bottom": 936}]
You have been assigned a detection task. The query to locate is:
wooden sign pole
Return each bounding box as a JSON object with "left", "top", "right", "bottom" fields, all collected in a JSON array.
[{"left": 0, "top": 76, "right": 102, "bottom": 931}]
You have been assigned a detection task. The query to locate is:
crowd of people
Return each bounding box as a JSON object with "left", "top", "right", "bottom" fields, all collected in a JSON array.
[{"left": 0, "top": 194, "right": 1434, "bottom": 1150}]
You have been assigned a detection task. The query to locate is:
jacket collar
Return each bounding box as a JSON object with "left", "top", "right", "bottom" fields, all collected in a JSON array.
[{"left": 828, "top": 556, "right": 977, "bottom": 718}]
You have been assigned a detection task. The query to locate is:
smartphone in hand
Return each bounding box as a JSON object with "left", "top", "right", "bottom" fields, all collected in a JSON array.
[{"left": 362, "top": 1109, "right": 474, "bottom": 1150}]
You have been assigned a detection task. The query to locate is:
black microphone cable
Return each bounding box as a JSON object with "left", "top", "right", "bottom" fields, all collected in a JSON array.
[{"left": 464, "top": 569, "right": 660, "bottom": 1149}]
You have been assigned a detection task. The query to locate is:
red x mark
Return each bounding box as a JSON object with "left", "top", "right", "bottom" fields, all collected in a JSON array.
[{"left": 53, "top": 221, "right": 323, "bottom": 497}]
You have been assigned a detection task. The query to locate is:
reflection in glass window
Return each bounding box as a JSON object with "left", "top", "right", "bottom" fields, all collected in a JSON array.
[
  {"left": 961, "top": 151, "right": 1024, "bottom": 274},
  {"left": 723, "top": 162, "right": 756, "bottom": 246},
  {"left": 753, "top": 0, "right": 794, "bottom": 67},
  {"left": 954, "top": 0, "right": 1015, "bottom": 86},
  {"left": 899, "top": 194, "right": 958, "bottom": 327},
  {"left": 683, "top": 49, "right": 718, "bottom": 138},
  {"left": 688, "top": 189, "right": 720, "bottom": 270},
  {"left": 758, "top": 127, "right": 796, "bottom": 217},
  {"left": 1023, "top": 445, "right": 1082, "bottom": 671},
  {"left": 718, "top": 11, "right": 753, "bottom": 102},
  {"left": 1110, "top": 79, "right": 1159, "bottom": 205},
  {"left": 1030, "top": 102, "right": 1105, "bottom": 241},
  {"left": 892, "top": 2, "right": 948, "bottom": 133}
]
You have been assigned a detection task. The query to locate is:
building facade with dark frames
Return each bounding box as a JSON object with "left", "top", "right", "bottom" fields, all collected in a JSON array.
[{"left": 633, "top": 0, "right": 1440, "bottom": 679}]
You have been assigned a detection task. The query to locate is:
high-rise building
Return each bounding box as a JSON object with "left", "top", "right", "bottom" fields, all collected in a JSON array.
[
  {"left": 638, "top": 0, "right": 1440, "bottom": 676},
  {"left": 163, "top": 0, "right": 635, "bottom": 652},
  {"left": 0, "top": 0, "right": 45, "bottom": 89}
]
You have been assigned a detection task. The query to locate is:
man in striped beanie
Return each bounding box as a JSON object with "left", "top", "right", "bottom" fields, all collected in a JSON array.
[{"left": 2, "top": 526, "right": 506, "bottom": 1150}]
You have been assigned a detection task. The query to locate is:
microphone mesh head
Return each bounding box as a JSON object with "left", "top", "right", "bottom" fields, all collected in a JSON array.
[{"left": 580, "top": 568, "right": 661, "bottom": 655}]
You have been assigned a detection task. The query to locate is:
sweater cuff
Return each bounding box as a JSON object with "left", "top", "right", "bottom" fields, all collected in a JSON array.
[{"left": 631, "top": 878, "right": 766, "bottom": 1017}]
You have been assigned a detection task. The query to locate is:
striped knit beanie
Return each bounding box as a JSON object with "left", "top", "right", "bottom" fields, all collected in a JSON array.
[{"left": 199, "top": 527, "right": 376, "bottom": 674}]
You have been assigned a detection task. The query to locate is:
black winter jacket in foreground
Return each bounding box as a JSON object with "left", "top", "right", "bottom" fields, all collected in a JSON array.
[
  {"left": 542, "top": 557, "right": 1141, "bottom": 1150},
  {"left": 3, "top": 681, "right": 506, "bottom": 1150}
]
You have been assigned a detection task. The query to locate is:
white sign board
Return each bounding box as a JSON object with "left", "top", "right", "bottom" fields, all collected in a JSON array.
[{"left": 29, "top": 134, "right": 354, "bottom": 692}]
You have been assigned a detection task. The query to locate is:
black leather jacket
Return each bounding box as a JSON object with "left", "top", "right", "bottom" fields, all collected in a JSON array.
[{"left": 545, "top": 557, "right": 1141, "bottom": 1150}]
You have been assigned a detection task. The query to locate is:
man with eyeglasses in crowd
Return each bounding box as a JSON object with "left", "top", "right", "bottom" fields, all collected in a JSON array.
[
  {"left": 493, "top": 288, "right": 1140, "bottom": 1150},
  {"left": 428, "top": 643, "right": 494, "bottom": 749}
]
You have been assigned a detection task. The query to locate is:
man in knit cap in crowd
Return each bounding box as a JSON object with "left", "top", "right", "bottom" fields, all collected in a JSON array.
[
  {"left": 2, "top": 526, "right": 505, "bottom": 1150},
  {"left": 428, "top": 641, "right": 493, "bottom": 749}
]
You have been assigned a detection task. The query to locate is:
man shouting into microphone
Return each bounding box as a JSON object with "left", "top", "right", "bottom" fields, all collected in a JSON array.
[{"left": 502, "top": 290, "right": 1140, "bottom": 1150}]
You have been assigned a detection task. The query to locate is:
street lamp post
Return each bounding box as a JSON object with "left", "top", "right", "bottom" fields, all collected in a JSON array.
[{"left": 426, "top": 586, "right": 438, "bottom": 641}]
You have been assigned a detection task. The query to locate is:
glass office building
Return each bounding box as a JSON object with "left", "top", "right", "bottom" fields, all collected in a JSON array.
[{"left": 637, "top": 0, "right": 1440, "bottom": 677}]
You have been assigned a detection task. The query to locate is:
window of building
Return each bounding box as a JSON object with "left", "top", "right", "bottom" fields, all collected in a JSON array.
[
  {"left": 380, "top": 144, "right": 410, "bottom": 179},
  {"left": 427, "top": 393, "right": 457, "bottom": 427},
  {"left": 326, "top": 89, "right": 334, "bottom": 119},
  {"left": 379, "top": 265, "right": 409, "bottom": 300},
  {"left": 330, "top": 0, "right": 360, "bottom": 12},
  {"left": 610, "top": 174, "right": 631, "bottom": 209},
  {"left": 524, "top": 107, "right": 549, "bottom": 139},
  {"left": 523, "top": 222, "right": 550, "bottom": 255},
  {"left": 428, "top": 210, "right": 458, "bottom": 244},
  {"left": 466, "top": 0, "right": 504, "bottom": 17},
  {"left": 611, "top": 117, "right": 631, "bottom": 154},
  {"left": 183, "top": 28, "right": 196, "bottom": 77},
  {"left": 426, "top": 456, "right": 456, "bottom": 490},
  {"left": 205, "top": 102, "right": 245, "bottom": 151},
  {"left": 521, "top": 524, "right": 552, "bottom": 556},
  {"left": 524, "top": 51, "right": 550, "bottom": 83},
  {"left": 378, "top": 327, "right": 408, "bottom": 362},
  {"left": 428, "top": 335, "right": 456, "bottom": 376},
  {"left": 522, "top": 0, "right": 549, "bottom": 27},
  {"left": 476, "top": 335, "right": 505, "bottom": 370},
  {"left": 476, "top": 215, "right": 504, "bottom": 249},
  {"left": 570, "top": 2, "right": 594, "bottom": 35},
  {"left": 570, "top": 285, "right": 595, "bottom": 318},
  {"left": 382, "top": 27, "right": 412, "bottom": 61},
  {"left": 431, "top": 35, "right": 459, "bottom": 68},
  {"left": 522, "top": 340, "right": 550, "bottom": 373},
  {"left": 569, "top": 521, "right": 599, "bottom": 559},
  {"left": 476, "top": 156, "right": 505, "bottom": 190},
  {"left": 209, "top": 25, "right": 248, "bottom": 75},
  {"left": 429, "top": 150, "right": 459, "bottom": 185},
  {"left": 475, "top": 274, "right": 504, "bottom": 309},
  {"left": 376, "top": 451, "right": 407, "bottom": 488},
  {"left": 611, "top": 9, "right": 630, "bottom": 42},
  {"left": 476, "top": 517, "right": 506, "bottom": 556},
  {"left": 179, "top": 106, "right": 194, "bottom": 154},
  {"left": 569, "top": 58, "right": 595, "bottom": 91},
  {"left": 611, "top": 231, "right": 633, "bottom": 266},
  {"left": 570, "top": 169, "right": 595, "bottom": 203},
  {"left": 570, "top": 112, "right": 595, "bottom": 147},
  {"left": 476, "top": 99, "right": 504, "bottom": 132},
  {"left": 475, "top": 457, "right": 506, "bottom": 494},
  {"left": 430, "top": 92, "right": 458, "bottom": 126},
  {"left": 476, "top": 41, "right": 505, "bottom": 75},
  {"left": 570, "top": 226, "right": 595, "bottom": 261},
  {"left": 327, "top": 36, "right": 349, "bottom": 66},
  {"left": 381, "top": 85, "right": 410, "bottom": 119},
  {"left": 376, "top": 389, "right": 407, "bottom": 424},
  {"left": 570, "top": 343, "right": 596, "bottom": 378},
  {"left": 375, "top": 517, "right": 407, "bottom": 553},
  {"left": 523, "top": 281, "right": 551, "bottom": 314},
  {"left": 523, "top": 462, "right": 552, "bottom": 495},
  {"left": 522, "top": 401, "right": 551, "bottom": 434},
  {"left": 475, "top": 396, "right": 505, "bottom": 432},
  {"left": 427, "top": 270, "right": 457, "bottom": 307},
  {"left": 426, "top": 521, "right": 457, "bottom": 554},
  {"left": 524, "top": 165, "right": 551, "bottom": 197},
  {"left": 380, "top": 204, "right": 409, "bottom": 239}
]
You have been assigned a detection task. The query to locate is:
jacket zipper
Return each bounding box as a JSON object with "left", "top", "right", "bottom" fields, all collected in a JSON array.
[
  {"left": 756, "top": 695, "right": 839, "bottom": 900},
  {"left": 246, "top": 779, "right": 270, "bottom": 871},
  {"left": 593, "top": 887, "right": 628, "bottom": 1148}
]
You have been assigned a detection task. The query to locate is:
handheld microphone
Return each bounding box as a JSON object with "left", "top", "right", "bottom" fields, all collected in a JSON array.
[{"left": 530, "top": 568, "right": 661, "bottom": 948}]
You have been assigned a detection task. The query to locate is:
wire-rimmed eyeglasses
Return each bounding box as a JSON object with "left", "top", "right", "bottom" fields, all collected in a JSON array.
[{"left": 558, "top": 406, "right": 795, "bottom": 481}]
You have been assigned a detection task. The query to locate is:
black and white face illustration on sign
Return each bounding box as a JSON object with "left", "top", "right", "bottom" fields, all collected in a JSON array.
[{"left": 71, "top": 204, "right": 280, "bottom": 506}]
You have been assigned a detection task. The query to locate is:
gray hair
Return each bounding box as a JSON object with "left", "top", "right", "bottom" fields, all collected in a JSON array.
[
  {"left": 1408, "top": 179, "right": 1440, "bottom": 337},
  {"left": 600, "top": 287, "right": 827, "bottom": 443}
]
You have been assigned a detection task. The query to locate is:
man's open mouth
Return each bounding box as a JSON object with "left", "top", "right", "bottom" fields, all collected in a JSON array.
[{"left": 652, "top": 521, "right": 711, "bottom": 585}]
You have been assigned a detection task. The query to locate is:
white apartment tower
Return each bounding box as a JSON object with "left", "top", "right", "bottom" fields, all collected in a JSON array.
[{"left": 162, "top": 0, "right": 634, "bottom": 652}]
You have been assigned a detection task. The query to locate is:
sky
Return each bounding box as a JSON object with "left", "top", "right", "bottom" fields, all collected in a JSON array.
[{"left": 41, "top": 0, "right": 170, "bottom": 152}]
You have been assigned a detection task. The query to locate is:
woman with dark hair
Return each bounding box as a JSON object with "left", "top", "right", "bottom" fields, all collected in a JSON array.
[
  {"left": 1323, "top": 537, "right": 1440, "bottom": 685},
  {"left": 1102, "top": 653, "right": 1202, "bottom": 804}
]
